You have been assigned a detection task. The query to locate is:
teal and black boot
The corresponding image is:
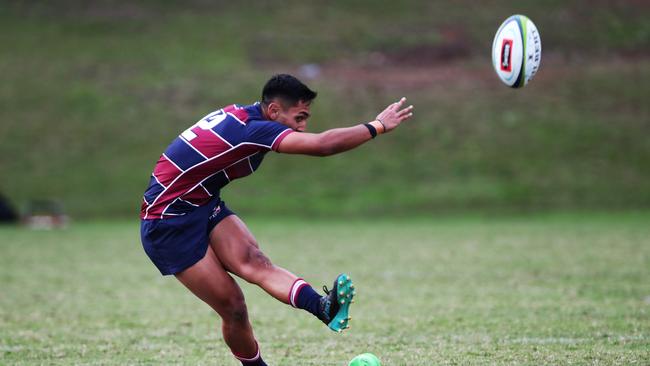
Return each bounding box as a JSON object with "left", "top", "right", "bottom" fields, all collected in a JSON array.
[{"left": 318, "top": 273, "right": 355, "bottom": 332}]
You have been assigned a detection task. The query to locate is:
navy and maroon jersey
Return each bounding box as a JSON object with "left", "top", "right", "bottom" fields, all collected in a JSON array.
[{"left": 140, "top": 103, "right": 293, "bottom": 219}]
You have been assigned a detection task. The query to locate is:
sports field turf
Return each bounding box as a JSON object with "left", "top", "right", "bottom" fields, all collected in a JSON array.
[{"left": 1, "top": 212, "right": 648, "bottom": 365}]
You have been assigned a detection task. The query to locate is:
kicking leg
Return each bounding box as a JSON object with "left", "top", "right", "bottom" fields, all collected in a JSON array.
[
  {"left": 175, "top": 245, "right": 267, "bottom": 365},
  {"left": 209, "top": 215, "right": 355, "bottom": 332},
  {"left": 209, "top": 214, "right": 298, "bottom": 303}
]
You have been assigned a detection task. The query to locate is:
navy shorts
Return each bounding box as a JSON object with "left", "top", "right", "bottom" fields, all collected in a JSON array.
[{"left": 140, "top": 199, "right": 235, "bottom": 275}]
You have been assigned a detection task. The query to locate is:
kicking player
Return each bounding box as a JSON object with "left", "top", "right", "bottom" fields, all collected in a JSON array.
[{"left": 140, "top": 74, "right": 413, "bottom": 366}]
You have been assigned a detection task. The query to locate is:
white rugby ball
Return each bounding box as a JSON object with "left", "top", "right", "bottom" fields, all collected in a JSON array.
[{"left": 492, "top": 15, "right": 542, "bottom": 88}]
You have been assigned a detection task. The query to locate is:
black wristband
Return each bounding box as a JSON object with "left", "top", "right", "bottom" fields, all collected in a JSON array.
[{"left": 364, "top": 123, "right": 377, "bottom": 138}]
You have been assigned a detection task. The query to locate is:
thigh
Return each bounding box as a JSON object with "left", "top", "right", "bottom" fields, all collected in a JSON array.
[
  {"left": 210, "top": 215, "right": 299, "bottom": 303},
  {"left": 175, "top": 244, "right": 246, "bottom": 316},
  {"left": 209, "top": 215, "right": 271, "bottom": 275}
]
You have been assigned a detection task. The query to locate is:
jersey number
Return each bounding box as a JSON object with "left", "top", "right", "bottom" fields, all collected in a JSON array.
[{"left": 181, "top": 110, "right": 227, "bottom": 141}]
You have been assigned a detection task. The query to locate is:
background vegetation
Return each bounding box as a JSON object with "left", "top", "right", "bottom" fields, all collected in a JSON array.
[{"left": 1, "top": 1, "right": 649, "bottom": 218}]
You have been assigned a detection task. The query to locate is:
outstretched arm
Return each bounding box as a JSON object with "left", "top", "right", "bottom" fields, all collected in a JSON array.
[{"left": 277, "top": 97, "right": 414, "bottom": 156}]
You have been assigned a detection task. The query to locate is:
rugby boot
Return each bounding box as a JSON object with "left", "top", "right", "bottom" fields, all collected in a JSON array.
[{"left": 318, "top": 273, "right": 355, "bottom": 332}]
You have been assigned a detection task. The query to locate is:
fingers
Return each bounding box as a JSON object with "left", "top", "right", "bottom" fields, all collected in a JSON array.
[
  {"left": 398, "top": 104, "right": 414, "bottom": 116},
  {"left": 391, "top": 97, "right": 407, "bottom": 110},
  {"left": 378, "top": 97, "right": 413, "bottom": 126},
  {"left": 397, "top": 104, "right": 414, "bottom": 122}
]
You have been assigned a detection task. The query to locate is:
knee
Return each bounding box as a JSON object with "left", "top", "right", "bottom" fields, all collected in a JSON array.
[
  {"left": 220, "top": 296, "right": 249, "bottom": 325},
  {"left": 236, "top": 243, "right": 274, "bottom": 280}
]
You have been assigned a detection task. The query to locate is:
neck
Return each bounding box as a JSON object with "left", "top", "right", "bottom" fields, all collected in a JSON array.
[{"left": 260, "top": 104, "right": 271, "bottom": 120}]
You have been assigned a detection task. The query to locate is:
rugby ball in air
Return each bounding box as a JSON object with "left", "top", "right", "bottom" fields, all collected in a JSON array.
[{"left": 492, "top": 14, "right": 542, "bottom": 88}]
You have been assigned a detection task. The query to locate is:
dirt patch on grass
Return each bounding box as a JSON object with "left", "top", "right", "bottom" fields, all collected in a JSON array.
[
  {"left": 290, "top": 53, "right": 647, "bottom": 93},
  {"left": 382, "top": 26, "right": 472, "bottom": 67},
  {"left": 316, "top": 61, "right": 489, "bottom": 91}
]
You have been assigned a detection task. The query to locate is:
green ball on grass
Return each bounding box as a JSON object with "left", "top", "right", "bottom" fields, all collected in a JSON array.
[{"left": 348, "top": 353, "right": 381, "bottom": 366}]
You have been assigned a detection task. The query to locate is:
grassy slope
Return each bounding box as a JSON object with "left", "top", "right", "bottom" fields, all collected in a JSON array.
[
  {"left": 0, "top": 1, "right": 649, "bottom": 217},
  {"left": 1, "top": 213, "right": 649, "bottom": 365}
]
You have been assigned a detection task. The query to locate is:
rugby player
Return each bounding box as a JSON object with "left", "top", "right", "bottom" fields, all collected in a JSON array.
[{"left": 140, "top": 74, "right": 413, "bottom": 365}]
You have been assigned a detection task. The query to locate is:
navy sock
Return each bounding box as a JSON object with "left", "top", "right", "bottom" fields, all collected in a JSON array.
[
  {"left": 234, "top": 342, "right": 267, "bottom": 366},
  {"left": 239, "top": 357, "right": 267, "bottom": 366},
  {"left": 289, "top": 279, "right": 322, "bottom": 318}
]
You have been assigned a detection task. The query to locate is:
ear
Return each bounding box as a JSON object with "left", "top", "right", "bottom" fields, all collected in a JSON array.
[{"left": 267, "top": 102, "right": 282, "bottom": 120}]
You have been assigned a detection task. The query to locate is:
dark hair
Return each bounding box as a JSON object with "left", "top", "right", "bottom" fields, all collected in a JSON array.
[{"left": 261, "top": 74, "right": 317, "bottom": 107}]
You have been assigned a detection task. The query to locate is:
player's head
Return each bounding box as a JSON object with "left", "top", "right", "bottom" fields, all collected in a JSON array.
[{"left": 261, "top": 74, "right": 317, "bottom": 132}]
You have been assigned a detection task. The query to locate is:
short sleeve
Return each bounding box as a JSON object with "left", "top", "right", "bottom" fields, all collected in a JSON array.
[{"left": 246, "top": 121, "right": 294, "bottom": 151}]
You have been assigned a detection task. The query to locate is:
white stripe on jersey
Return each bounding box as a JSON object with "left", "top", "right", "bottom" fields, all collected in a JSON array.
[
  {"left": 179, "top": 138, "right": 208, "bottom": 160},
  {"left": 208, "top": 129, "right": 234, "bottom": 147},
  {"left": 199, "top": 184, "right": 213, "bottom": 196},
  {"left": 162, "top": 153, "right": 186, "bottom": 172},
  {"left": 153, "top": 150, "right": 261, "bottom": 219},
  {"left": 152, "top": 173, "right": 167, "bottom": 189},
  {"left": 227, "top": 112, "right": 247, "bottom": 126},
  {"left": 270, "top": 129, "right": 292, "bottom": 150}
]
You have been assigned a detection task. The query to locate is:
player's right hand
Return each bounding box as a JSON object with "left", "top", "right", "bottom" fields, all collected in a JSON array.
[{"left": 375, "top": 97, "right": 414, "bottom": 132}]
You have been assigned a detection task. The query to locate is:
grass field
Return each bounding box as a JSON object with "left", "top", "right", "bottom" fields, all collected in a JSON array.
[{"left": 1, "top": 212, "right": 649, "bottom": 365}]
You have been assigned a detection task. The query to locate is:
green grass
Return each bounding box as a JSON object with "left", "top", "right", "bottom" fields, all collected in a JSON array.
[{"left": 2, "top": 213, "right": 649, "bottom": 365}]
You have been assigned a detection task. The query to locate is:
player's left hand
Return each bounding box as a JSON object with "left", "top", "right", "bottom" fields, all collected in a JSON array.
[{"left": 375, "top": 97, "right": 414, "bottom": 133}]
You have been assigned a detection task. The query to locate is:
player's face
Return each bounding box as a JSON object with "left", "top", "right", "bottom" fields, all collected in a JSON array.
[{"left": 275, "top": 100, "right": 311, "bottom": 132}]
